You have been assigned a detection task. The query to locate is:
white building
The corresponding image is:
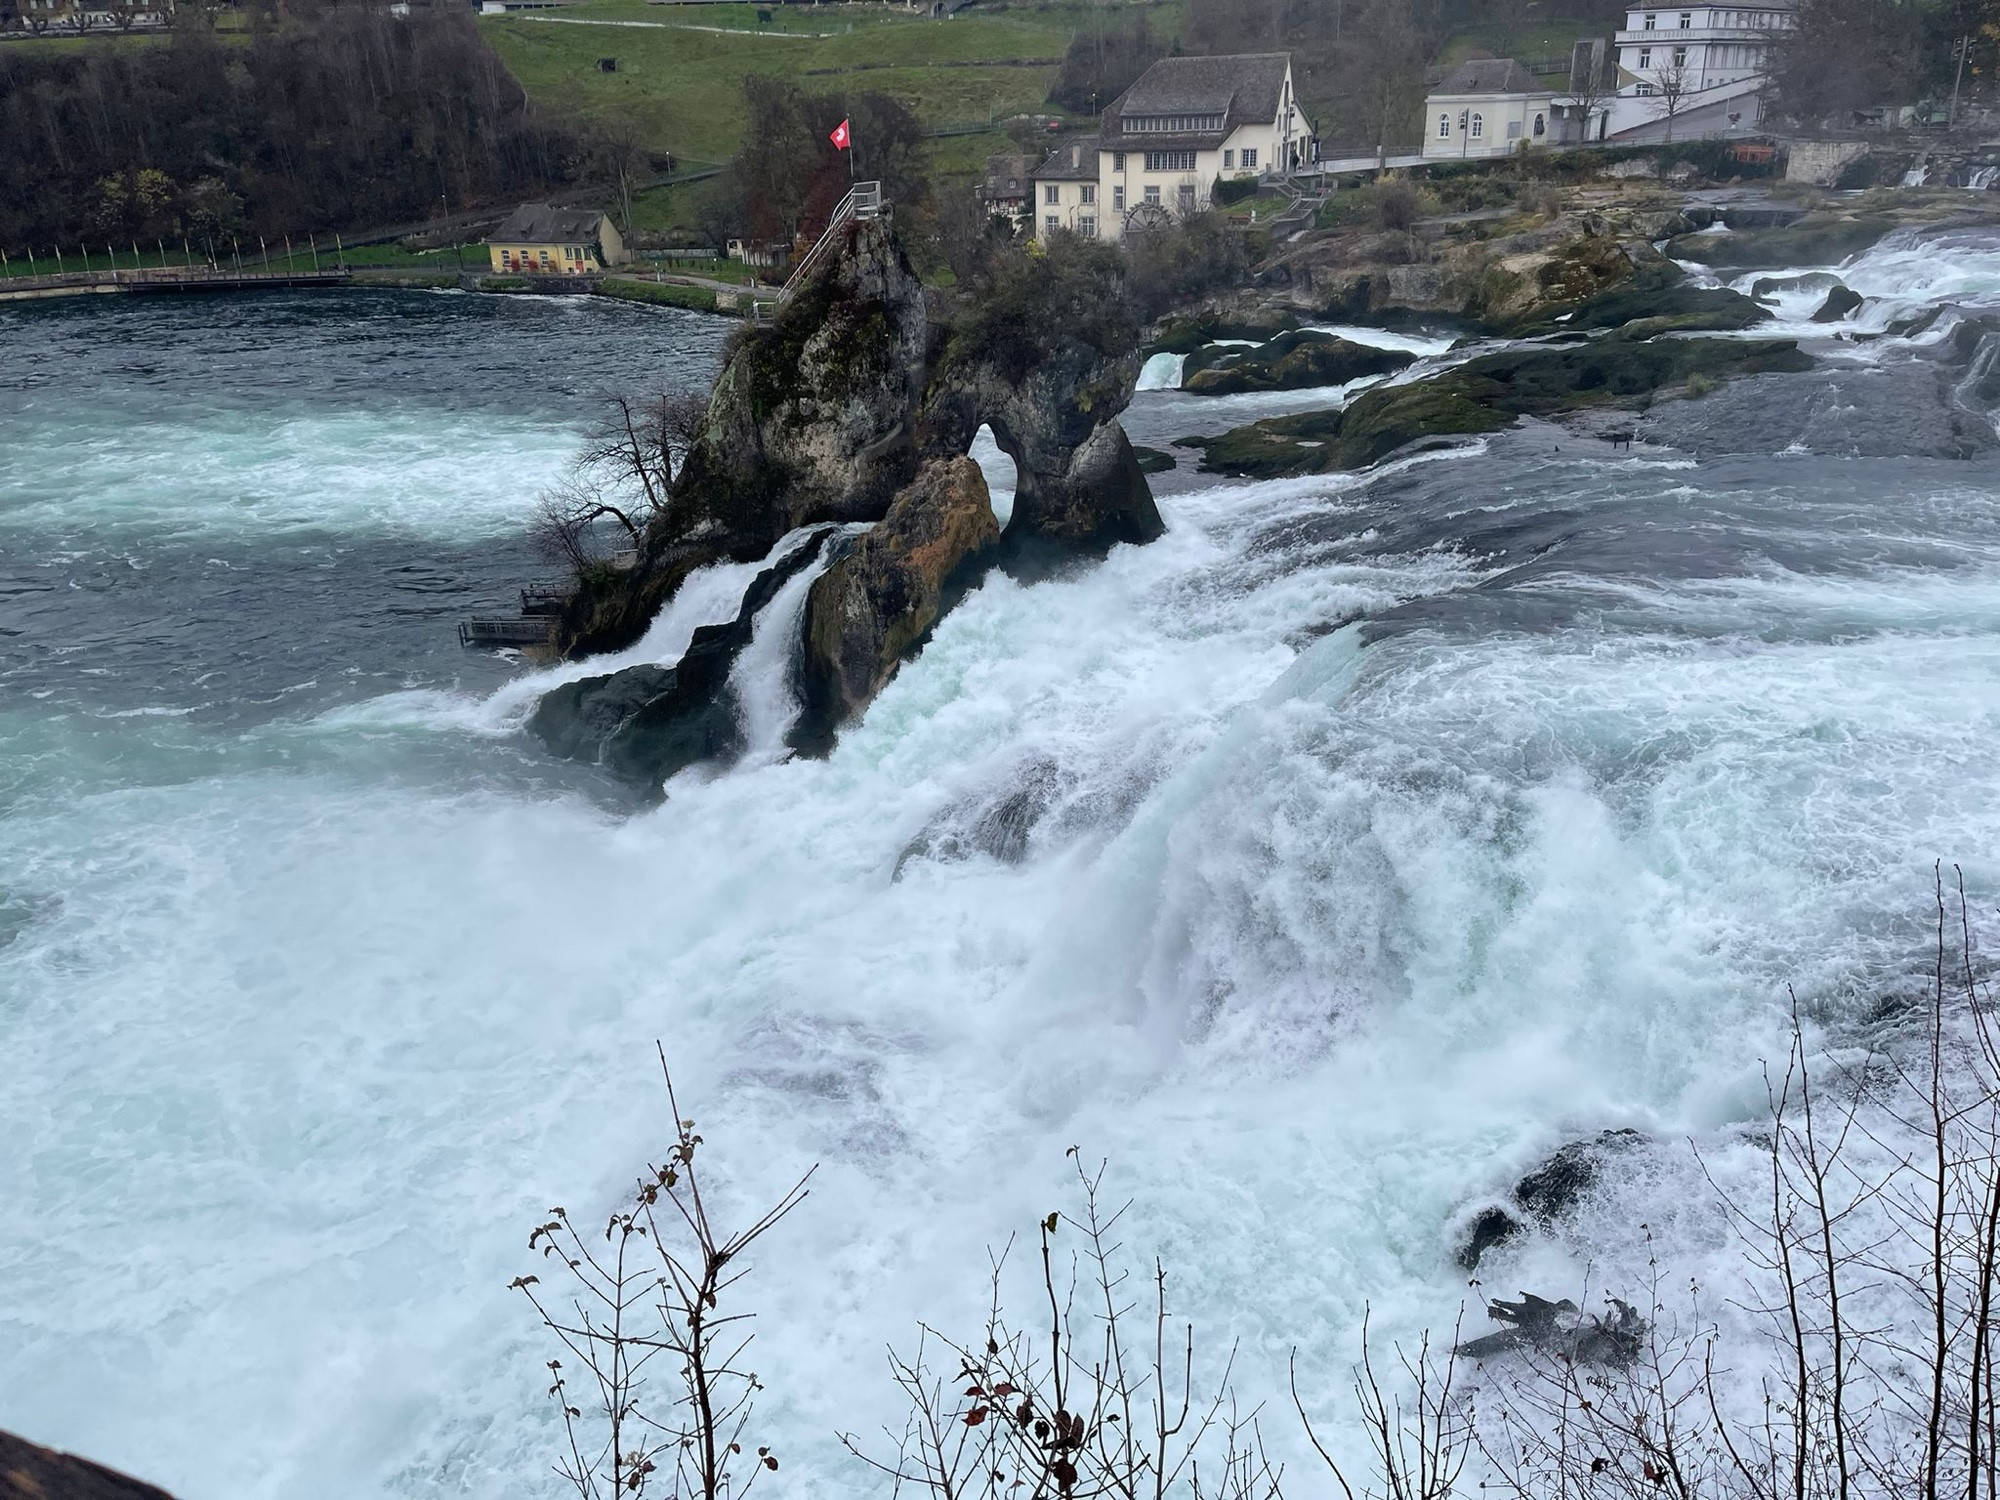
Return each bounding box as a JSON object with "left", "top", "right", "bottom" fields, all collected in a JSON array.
[
  {"left": 1422, "top": 60, "right": 1561, "bottom": 159},
  {"left": 1600, "top": 2, "right": 1794, "bottom": 140},
  {"left": 1032, "top": 53, "right": 1314, "bottom": 243}
]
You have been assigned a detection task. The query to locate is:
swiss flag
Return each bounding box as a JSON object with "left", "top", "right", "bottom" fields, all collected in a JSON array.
[{"left": 829, "top": 118, "right": 851, "bottom": 150}]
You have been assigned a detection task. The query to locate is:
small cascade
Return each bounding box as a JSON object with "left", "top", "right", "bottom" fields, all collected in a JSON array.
[
  {"left": 1970, "top": 165, "right": 2000, "bottom": 191},
  {"left": 1903, "top": 158, "right": 1932, "bottom": 188},
  {"left": 1136, "top": 351, "right": 1187, "bottom": 391},
  {"left": 727, "top": 523, "right": 863, "bottom": 763}
]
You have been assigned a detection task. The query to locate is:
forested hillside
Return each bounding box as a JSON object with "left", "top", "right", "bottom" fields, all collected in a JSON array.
[{"left": 0, "top": 4, "right": 590, "bottom": 253}]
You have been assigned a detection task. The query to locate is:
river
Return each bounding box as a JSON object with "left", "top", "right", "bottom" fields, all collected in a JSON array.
[{"left": 3, "top": 241, "right": 1998, "bottom": 1498}]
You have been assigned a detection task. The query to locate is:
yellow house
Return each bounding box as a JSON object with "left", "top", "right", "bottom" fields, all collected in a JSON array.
[{"left": 485, "top": 204, "right": 629, "bottom": 276}]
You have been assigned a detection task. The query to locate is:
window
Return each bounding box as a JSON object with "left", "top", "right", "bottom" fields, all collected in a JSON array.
[
  {"left": 1678, "top": 10, "right": 1692, "bottom": 24},
  {"left": 1080, "top": 184, "right": 1095, "bottom": 204},
  {"left": 1470, "top": 112, "right": 1484, "bottom": 138},
  {"left": 1638, "top": 45, "right": 1652, "bottom": 67},
  {"left": 1113, "top": 185, "right": 1126, "bottom": 211},
  {"left": 1045, "top": 184, "right": 1060, "bottom": 205},
  {"left": 1045, "top": 215, "right": 1060, "bottom": 234},
  {"left": 1078, "top": 216, "right": 1097, "bottom": 239},
  {"left": 1533, "top": 112, "right": 1546, "bottom": 136},
  {"left": 1643, "top": 11, "right": 1656, "bottom": 27},
  {"left": 1143, "top": 150, "right": 1197, "bottom": 172},
  {"left": 1635, "top": 81, "right": 1656, "bottom": 94},
  {"left": 1144, "top": 185, "right": 1161, "bottom": 204},
  {"left": 1241, "top": 147, "right": 1258, "bottom": 169},
  {"left": 1112, "top": 151, "right": 1126, "bottom": 171},
  {"left": 1672, "top": 44, "right": 1687, "bottom": 64},
  {"left": 1124, "top": 113, "right": 1225, "bottom": 134},
  {"left": 1177, "top": 184, "right": 1196, "bottom": 212},
  {"left": 1223, "top": 149, "right": 1235, "bottom": 168},
  {"left": 1438, "top": 112, "right": 1451, "bottom": 138}
]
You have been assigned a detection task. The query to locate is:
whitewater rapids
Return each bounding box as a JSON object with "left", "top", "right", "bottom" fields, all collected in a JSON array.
[{"left": 2, "top": 243, "right": 1999, "bottom": 1498}]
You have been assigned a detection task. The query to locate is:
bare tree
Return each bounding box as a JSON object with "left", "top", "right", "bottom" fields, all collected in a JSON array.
[
  {"left": 514, "top": 1048, "right": 815, "bottom": 1500},
  {"left": 1566, "top": 40, "right": 1615, "bottom": 146},
  {"left": 1649, "top": 60, "right": 1695, "bottom": 143},
  {"left": 577, "top": 388, "right": 710, "bottom": 518},
  {"left": 846, "top": 1155, "right": 1281, "bottom": 1500},
  {"left": 1293, "top": 1312, "right": 1472, "bottom": 1500}
]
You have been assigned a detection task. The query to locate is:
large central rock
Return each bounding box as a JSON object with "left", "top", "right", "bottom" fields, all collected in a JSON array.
[
  {"left": 561, "top": 221, "right": 1162, "bottom": 667},
  {"left": 792, "top": 455, "right": 999, "bottom": 753},
  {"left": 667, "top": 220, "right": 930, "bottom": 557}
]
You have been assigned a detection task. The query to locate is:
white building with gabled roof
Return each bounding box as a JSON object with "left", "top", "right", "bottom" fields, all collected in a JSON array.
[{"left": 1030, "top": 52, "right": 1314, "bottom": 244}]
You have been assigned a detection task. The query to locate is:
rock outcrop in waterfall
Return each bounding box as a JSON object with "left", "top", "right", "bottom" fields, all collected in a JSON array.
[{"left": 533, "top": 218, "right": 1161, "bottom": 782}]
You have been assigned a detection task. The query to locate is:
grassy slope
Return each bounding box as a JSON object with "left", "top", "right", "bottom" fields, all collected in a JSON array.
[{"left": 479, "top": 0, "right": 1163, "bottom": 170}]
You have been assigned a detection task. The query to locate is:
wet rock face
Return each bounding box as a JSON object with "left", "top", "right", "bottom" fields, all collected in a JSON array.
[
  {"left": 920, "top": 238, "right": 1164, "bottom": 558},
  {"left": 793, "top": 456, "right": 999, "bottom": 753},
  {"left": 528, "top": 531, "right": 834, "bottom": 785},
  {"left": 669, "top": 219, "right": 930, "bottom": 557}
]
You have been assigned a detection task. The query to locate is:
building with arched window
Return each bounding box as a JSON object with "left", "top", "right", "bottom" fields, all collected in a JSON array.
[{"left": 1421, "top": 60, "right": 1559, "bottom": 160}]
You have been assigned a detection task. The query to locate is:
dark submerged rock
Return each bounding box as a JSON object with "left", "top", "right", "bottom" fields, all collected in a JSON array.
[
  {"left": 1454, "top": 1128, "right": 1644, "bottom": 1270},
  {"left": 1812, "top": 283, "right": 1865, "bottom": 323},
  {"left": 792, "top": 456, "right": 999, "bottom": 755}
]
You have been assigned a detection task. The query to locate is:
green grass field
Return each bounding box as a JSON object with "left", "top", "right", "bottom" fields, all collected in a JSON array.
[{"left": 480, "top": 0, "right": 1185, "bottom": 170}]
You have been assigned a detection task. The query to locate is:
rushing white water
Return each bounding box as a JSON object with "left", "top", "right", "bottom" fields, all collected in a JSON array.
[
  {"left": 4, "top": 254, "right": 2000, "bottom": 1500},
  {"left": 1137, "top": 351, "right": 1186, "bottom": 391}
]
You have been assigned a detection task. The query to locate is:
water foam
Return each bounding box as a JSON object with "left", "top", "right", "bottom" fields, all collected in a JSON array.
[{"left": 6, "top": 278, "right": 2000, "bottom": 1500}]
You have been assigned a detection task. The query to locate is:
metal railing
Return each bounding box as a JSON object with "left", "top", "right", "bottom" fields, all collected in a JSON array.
[{"left": 779, "top": 180, "right": 883, "bottom": 302}]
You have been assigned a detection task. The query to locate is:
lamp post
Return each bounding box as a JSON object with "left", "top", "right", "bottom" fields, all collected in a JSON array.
[{"left": 1950, "top": 34, "right": 1972, "bottom": 128}]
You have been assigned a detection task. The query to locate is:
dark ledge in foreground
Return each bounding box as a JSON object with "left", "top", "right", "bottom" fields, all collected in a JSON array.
[{"left": 2, "top": 1427, "right": 177, "bottom": 1500}]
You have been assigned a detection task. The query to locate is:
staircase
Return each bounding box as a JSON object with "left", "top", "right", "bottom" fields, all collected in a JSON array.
[{"left": 780, "top": 180, "right": 885, "bottom": 304}]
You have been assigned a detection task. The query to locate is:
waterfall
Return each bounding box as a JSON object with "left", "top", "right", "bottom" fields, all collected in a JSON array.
[
  {"left": 1970, "top": 165, "right": 1999, "bottom": 191},
  {"left": 727, "top": 523, "right": 863, "bottom": 763},
  {"left": 1137, "top": 351, "right": 1187, "bottom": 391}
]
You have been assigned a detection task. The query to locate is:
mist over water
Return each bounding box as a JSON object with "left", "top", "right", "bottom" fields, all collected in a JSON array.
[{"left": 4, "top": 248, "right": 2000, "bottom": 1500}]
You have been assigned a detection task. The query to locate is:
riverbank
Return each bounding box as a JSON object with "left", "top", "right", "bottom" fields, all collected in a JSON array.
[{"left": 0, "top": 262, "right": 776, "bottom": 315}]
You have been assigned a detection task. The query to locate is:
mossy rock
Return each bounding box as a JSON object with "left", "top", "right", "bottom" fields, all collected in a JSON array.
[
  {"left": 1182, "top": 331, "right": 1416, "bottom": 396},
  {"left": 1662, "top": 216, "right": 1896, "bottom": 270},
  {"left": 1504, "top": 258, "right": 1768, "bottom": 337},
  {"left": 1144, "top": 309, "right": 1301, "bottom": 356},
  {"left": 1130, "top": 444, "right": 1177, "bottom": 473},
  {"left": 1193, "top": 334, "right": 1811, "bottom": 478}
]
